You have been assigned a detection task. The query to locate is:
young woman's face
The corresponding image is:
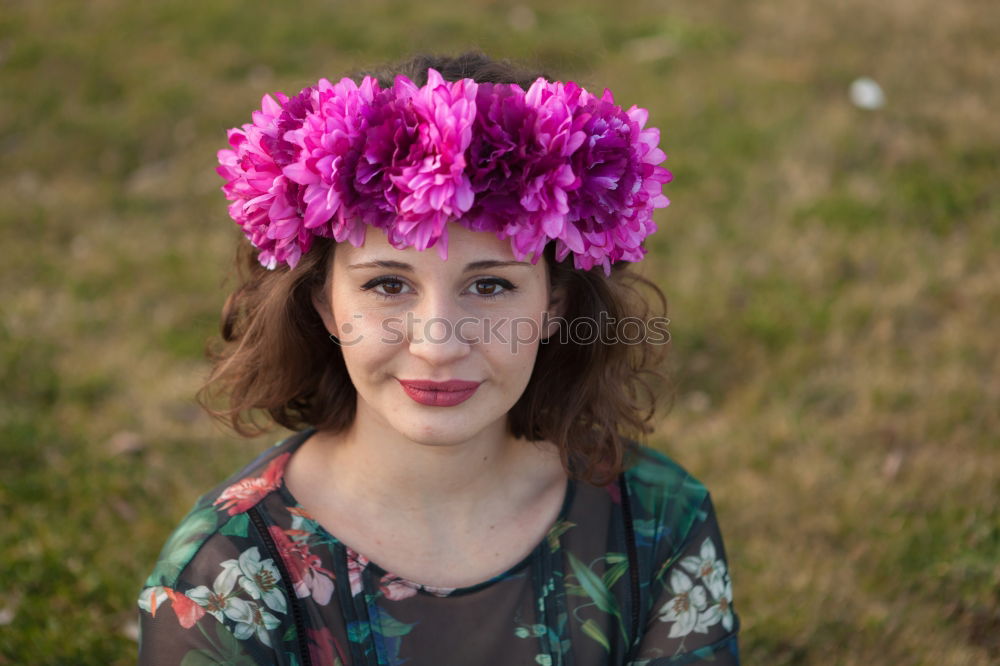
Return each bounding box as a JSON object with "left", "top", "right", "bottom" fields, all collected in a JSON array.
[{"left": 312, "top": 222, "right": 562, "bottom": 446}]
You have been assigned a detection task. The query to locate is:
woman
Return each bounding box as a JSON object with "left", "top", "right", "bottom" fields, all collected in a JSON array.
[{"left": 136, "top": 52, "right": 740, "bottom": 665}]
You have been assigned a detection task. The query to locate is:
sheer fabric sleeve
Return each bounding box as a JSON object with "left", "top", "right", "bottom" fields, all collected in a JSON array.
[
  {"left": 136, "top": 533, "right": 291, "bottom": 666},
  {"left": 629, "top": 493, "right": 741, "bottom": 665},
  {"left": 137, "top": 582, "right": 281, "bottom": 665}
]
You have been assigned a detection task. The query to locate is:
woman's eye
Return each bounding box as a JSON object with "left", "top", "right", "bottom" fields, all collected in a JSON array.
[
  {"left": 361, "top": 276, "right": 410, "bottom": 300},
  {"left": 469, "top": 279, "right": 516, "bottom": 300},
  {"left": 379, "top": 279, "right": 406, "bottom": 296},
  {"left": 360, "top": 276, "right": 517, "bottom": 301}
]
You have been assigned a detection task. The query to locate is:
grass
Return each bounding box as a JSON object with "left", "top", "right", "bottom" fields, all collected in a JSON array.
[{"left": 1, "top": 0, "right": 997, "bottom": 663}]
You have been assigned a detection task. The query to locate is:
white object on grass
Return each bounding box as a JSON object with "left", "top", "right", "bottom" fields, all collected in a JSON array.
[{"left": 849, "top": 77, "right": 886, "bottom": 110}]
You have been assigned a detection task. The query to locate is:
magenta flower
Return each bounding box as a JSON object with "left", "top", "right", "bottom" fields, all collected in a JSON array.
[
  {"left": 560, "top": 89, "right": 673, "bottom": 274},
  {"left": 282, "top": 77, "right": 380, "bottom": 250},
  {"left": 501, "top": 79, "right": 589, "bottom": 264},
  {"left": 464, "top": 82, "right": 532, "bottom": 236},
  {"left": 350, "top": 80, "right": 421, "bottom": 238},
  {"left": 353, "top": 69, "right": 478, "bottom": 261},
  {"left": 216, "top": 68, "right": 671, "bottom": 274},
  {"left": 216, "top": 89, "right": 314, "bottom": 269}
]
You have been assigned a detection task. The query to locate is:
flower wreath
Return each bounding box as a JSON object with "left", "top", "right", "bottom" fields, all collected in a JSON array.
[{"left": 216, "top": 68, "right": 672, "bottom": 276}]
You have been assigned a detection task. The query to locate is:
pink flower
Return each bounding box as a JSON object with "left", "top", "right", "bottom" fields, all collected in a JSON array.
[
  {"left": 558, "top": 90, "right": 672, "bottom": 275},
  {"left": 463, "top": 81, "right": 533, "bottom": 237},
  {"left": 353, "top": 70, "right": 478, "bottom": 261},
  {"left": 282, "top": 77, "right": 380, "bottom": 247},
  {"left": 267, "top": 526, "right": 336, "bottom": 605},
  {"left": 501, "top": 79, "right": 589, "bottom": 264},
  {"left": 391, "top": 69, "right": 478, "bottom": 259},
  {"left": 216, "top": 90, "right": 316, "bottom": 269},
  {"left": 213, "top": 453, "right": 290, "bottom": 515}
]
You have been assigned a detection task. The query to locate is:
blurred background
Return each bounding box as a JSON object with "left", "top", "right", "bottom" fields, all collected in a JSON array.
[{"left": 1, "top": 0, "right": 997, "bottom": 663}]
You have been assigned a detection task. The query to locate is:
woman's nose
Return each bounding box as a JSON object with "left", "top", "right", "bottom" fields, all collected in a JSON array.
[{"left": 405, "top": 294, "right": 475, "bottom": 363}]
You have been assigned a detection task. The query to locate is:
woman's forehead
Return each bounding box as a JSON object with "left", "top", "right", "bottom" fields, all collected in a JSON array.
[{"left": 340, "top": 223, "right": 525, "bottom": 266}]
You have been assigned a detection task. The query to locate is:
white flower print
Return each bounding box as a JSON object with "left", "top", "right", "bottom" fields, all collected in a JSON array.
[
  {"left": 183, "top": 552, "right": 286, "bottom": 648},
  {"left": 226, "top": 599, "right": 282, "bottom": 648},
  {"left": 719, "top": 574, "right": 734, "bottom": 631},
  {"left": 227, "top": 546, "right": 288, "bottom": 614},
  {"left": 137, "top": 585, "right": 168, "bottom": 615},
  {"left": 679, "top": 537, "right": 726, "bottom": 599},
  {"left": 655, "top": 568, "right": 709, "bottom": 638},
  {"left": 185, "top": 560, "right": 260, "bottom": 638},
  {"left": 654, "top": 536, "right": 737, "bottom": 639},
  {"left": 698, "top": 570, "right": 735, "bottom": 632},
  {"left": 186, "top": 563, "right": 253, "bottom": 625}
]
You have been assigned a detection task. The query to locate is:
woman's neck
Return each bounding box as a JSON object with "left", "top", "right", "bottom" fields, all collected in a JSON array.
[{"left": 296, "top": 400, "right": 564, "bottom": 535}]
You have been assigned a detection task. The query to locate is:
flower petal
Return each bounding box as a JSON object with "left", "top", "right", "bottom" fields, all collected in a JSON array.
[{"left": 669, "top": 567, "right": 693, "bottom": 594}]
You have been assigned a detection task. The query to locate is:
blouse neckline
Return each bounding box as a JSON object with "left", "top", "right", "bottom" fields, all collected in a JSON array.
[{"left": 270, "top": 427, "right": 578, "bottom": 597}]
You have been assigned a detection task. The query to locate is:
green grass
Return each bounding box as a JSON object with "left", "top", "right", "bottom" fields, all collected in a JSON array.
[{"left": 1, "top": 0, "right": 998, "bottom": 663}]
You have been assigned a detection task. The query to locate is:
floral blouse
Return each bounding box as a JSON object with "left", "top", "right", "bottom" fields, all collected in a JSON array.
[{"left": 137, "top": 428, "right": 740, "bottom": 664}]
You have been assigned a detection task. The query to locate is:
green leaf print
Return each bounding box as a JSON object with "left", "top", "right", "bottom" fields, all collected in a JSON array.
[
  {"left": 214, "top": 620, "right": 244, "bottom": 656},
  {"left": 653, "top": 503, "right": 711, "bottom": 584},
  {"left": 566, "top": 552, "right": 618, "bottom": 616},
  {"left": 179, "top": 621, "right": 256, "bottom": 666},
  {"left": 146, "top": 507, "right": 220, "bottom": 587},
  {"left": 375, "top": 610, "right": 416, "bottom": 638},
  {"left": 580, "top": 618, "right": 610, "bottom": 652},
  {"left": 628, "top": 456, "right": 706, "bottom": 518},
  {"left": 348, "top": 621, "right": 371, "bottom": 643},
  {"left": 565, "top": 551, "right": 627, "bottom": 642},
  {"left": 179, "top": 649, "right": 256, "bottom": 666},
  {"left": 602, "top": 553, "right": 628, "bottom": 590},
  {"left": 220, "top": 513, "right": 249, "bottom": 538},
  {"left": 545, "top": 519, "right": 576, "bottom": 551},
  {"left": 179, "top": 649, "right": 223, "bottom": 666}
]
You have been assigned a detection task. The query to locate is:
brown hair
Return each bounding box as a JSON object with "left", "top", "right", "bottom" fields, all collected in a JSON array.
[{"left": 197, "top": 52, "right": 675, "bottom": 486}]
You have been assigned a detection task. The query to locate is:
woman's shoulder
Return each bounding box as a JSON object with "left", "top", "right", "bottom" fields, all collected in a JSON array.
[
  {"left": 621, "top": 438, "right": 713, "bottom": 557},
  {"left": 139, "top": 429, "right": 310, "bottom": 592},
  {"left": 623, "top": 439, "right": 710, "bottom": 499}
]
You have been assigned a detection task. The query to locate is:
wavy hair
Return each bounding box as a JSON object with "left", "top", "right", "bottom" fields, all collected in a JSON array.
[{"left": 197, "top": 51, "right": 675, "bottom": 486}]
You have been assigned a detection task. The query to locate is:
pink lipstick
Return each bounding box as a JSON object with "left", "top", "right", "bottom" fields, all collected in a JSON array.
[{"left": 397, "top": 379, "right": 481, "bottom": 406}]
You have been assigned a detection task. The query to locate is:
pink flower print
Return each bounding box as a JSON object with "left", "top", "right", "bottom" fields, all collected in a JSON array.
[
  {"left": 164, "top": 587, "right": 206, "bottom": 629},
  {"left": 267, "top": 525, "right": 336, "bottom": 605},
  {"left": 345, "top": 546, "right": 370, "bottom": 597},
  {"left": 378, "top": 573, "right": 418, "bottom": 601},
  {"left": 214, "top": 453, "right": 290, "bottom": 515},
  {"left": 287, "top": 504, "right": 318, "bottom": 522},
  {"left": 308, "top": 627, "right": 349, "bottom": 665}
]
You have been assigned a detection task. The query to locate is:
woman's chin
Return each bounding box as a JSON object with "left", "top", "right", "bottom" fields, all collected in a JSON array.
[{"left": 385, "top": 414, "right": 494, "bottom": 449}]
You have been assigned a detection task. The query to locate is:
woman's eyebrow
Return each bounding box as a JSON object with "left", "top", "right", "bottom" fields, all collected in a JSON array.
[{"left": 347, "top": 259, "right": 533, "bottom": 271}]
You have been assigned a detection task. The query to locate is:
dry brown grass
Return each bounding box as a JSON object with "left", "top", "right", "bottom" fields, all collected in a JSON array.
[{"left": 1, "top": 0, "right": 996, "bottom": 662}]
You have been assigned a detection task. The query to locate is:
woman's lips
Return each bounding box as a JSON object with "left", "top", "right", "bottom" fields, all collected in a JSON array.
[{"left": 397, "top": 379, "right": 481, "bottom": 406}]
